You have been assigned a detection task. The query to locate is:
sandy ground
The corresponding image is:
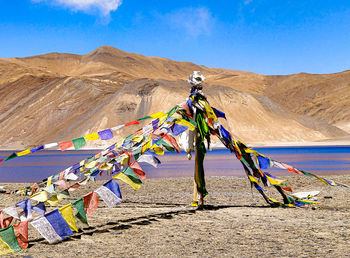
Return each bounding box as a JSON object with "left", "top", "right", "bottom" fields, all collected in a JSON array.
[{"left": 1, "top": 175, "right": 350, "bottom": 257}]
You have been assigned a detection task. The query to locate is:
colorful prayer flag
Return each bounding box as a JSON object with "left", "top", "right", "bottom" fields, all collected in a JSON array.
[
  {"left": 72, "top": 198, "right": 88, "bottom": 225},
  {"left": 58, "top": 141, "right": 73, "bottom": 151},
  {"left": 83, "top": 192, "right": 99, "bottom": 216},
  {"left": 59, "top": 204, "right": 78, "bottom": 232},
  {"left": 72, "top": 137, "right": 86, "bottom": 150},
  {"left": 98, "top": 129, "right": 114, "bottom": 140}
]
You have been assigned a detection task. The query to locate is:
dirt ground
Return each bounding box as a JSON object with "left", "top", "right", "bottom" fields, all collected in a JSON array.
[{"left": 1, "top": 175, "right": 350, "bottom": 257}]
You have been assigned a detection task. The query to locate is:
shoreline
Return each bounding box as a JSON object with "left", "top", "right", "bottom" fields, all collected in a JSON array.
[{"left": 1, "top": 141, "right": 350, "bottom": 152}]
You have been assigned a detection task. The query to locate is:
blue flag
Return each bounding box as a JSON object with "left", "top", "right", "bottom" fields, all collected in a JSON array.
[
  {"left": 45, "top": 209, "right": 73, "bottom": 239},
  {"left": 257, "top": 156, "right": 270, "bottom": 169},
  {"left": 104, "top": 180, "right": 122, "bottom": 199},
  {"left": 212, "top": 107, "right": 226, "bottom": 119}
]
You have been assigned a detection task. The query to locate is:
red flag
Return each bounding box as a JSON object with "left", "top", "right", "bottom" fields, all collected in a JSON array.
[
  {"left": 281, "top": 163, "right": 303, "bottom": 175},
  {"left": 59, "top": 141, "right": 73, "bottom": 151},
  {"left": 124, "top": 120, "right": 140, "bottom": 127},
  {"left": 0, "top": 211, "right": 13, "bottom": 229},
  {"left": 163, "top": 134, "right": 180, "bottom": 153},
  {"left": 83, "top": 192, "right": 99, "bottom": 216},
  {"left": 0, "top": 159, "right": 4, "bottom": 163},
  {"left": 13, "top": 221, "right": 28, "bottom": 249},
  {"left": 54, "top": 180, "right": 69, "bottom": 190},
  {"left": 129, "top": 161, "right": 146, "bottom": 180},
  {"left": 68, "top": 183, "right": 81, "bottom": 192}
]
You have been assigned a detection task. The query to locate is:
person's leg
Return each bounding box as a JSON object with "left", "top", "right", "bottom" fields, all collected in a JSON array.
[{"left": 194, "top": 137, "right": 207, "bottom": 208}]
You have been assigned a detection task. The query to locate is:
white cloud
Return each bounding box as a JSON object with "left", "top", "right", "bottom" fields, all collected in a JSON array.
[
  {"left": 167, "top": 7, "right": 214, "bottom": 38},
  {"left": 32, "top": 0, "right": 122, "bottom": 17}
]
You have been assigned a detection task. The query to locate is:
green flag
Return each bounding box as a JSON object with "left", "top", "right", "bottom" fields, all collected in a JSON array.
[
  {"left": 72, "top": 198, "right": 88, "bottom": 225},
  {"left": 72, "top": 137, "right": 86, "bottom": 150},
  {"left": 0, "top": 226, "right": 22, "bottom": 252}
]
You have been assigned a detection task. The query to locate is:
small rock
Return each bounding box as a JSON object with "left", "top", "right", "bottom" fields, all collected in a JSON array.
[{"left": 324, "top": 196, "right": 332, "bottom": 199}]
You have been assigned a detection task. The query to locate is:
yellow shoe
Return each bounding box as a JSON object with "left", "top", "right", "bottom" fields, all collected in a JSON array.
[{"left": 190, "top": 201, "right": 198, "bottom": 207}]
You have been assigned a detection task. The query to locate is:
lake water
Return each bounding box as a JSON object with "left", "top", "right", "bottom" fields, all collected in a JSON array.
[{"left": 0, "top": 146, "right": 350, "bottom": 183}]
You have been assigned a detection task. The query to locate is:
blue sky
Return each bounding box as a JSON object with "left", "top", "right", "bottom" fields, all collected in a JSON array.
[{"left": 1, "top": 0, "right": 350, "bottom": 75}]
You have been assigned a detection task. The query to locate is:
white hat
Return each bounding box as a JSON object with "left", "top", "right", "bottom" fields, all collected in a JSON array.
[{"left": 187, "top": 71, "right": 205, "bottom": 86}]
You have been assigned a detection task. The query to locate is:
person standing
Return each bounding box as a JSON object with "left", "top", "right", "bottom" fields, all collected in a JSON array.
[{"left": 180, "top": 71, "right": 212, "bottom": 208}]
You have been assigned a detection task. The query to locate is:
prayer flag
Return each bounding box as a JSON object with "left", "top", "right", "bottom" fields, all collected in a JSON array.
[
  {"left": 0, "top": 226, "right": 22, "bottom": 253},
  {"left": 45, "top": 209, "right": 73, "bottom": 239},
  {"left": 59, "top": 204, "right": 78, "bottom": 232},
  {"left": 257, "top": 156, "right": 270, "bottom": 169},
  {"left": 0, "top": 237, "right": 14, "bottom": 255},
  {"left": 124, "top": 120, "right": 140, "bottom": 126},
  {"left": 30, "top": 216, "right": 62, "bottom": 244},
  {"left": 54, "top": 180, "right": 69, "bottom": 190},
  {"left": 0, "top": 211, "right": 13, "bottom": 229},
  {"left": 85, "top": 133, "right": 100, "bottom": 140},
  {"left": 111, "top": 125, "right": 124, "bottom": 131},
  {"left": 212, "top": 107, "right": 226, "bottom": 119},
  {"left": 31, "top": 145, "right": 44, "bottom": 153},
  {"left": 98, "top": 129, "right": 114, "bottom": 140},
  {"left": 72, "top": 137, "right": 86, "bottom": 150},
  {"left": 16, "top": 199, "right": 32, "bottom": 221},
  {"left": 83, "top": 192, "right": 99, "bottom": 216},
  {"left": 150, "top": 112, "right": 166, "bottom": 119},
  {"left": 113, "top": 172, "right": 141, "bottom": 191},
  {"left": 32, "top": 202, "right": 46, "bottom": 216},
  {"left": 129, "top": 161, "right": 146, "bottom": 179},
  {"left": 171, "top": 123, "right": 188, "bottom": 136},
  {"left": 2, "top": 206, "right": 20, "bottom": 220},
  {"left": 13, "top": 221, "right": 28, "bottom": 249},
  {"left": 95, "top": 180, "right": 122, "bottom": 208},
  {"left": 44, "top": 142, "right": 58, "bottom": 149},
  {"left": 16, "top": 149, "right": 31, "bottom": 157},
  {"left": 72, "top": 198, "right": 88, "bottom": 225},
  {"left": 5, "top": 153, "right": 17, "bottom": 161},
  {"left": 59, "top": 141, "right": 73, "bottom": 151},
  {"left": 30, "top": 191, "right": 48, "bottom": 202},
  {"left": 68, "top": 183, "right": 81, "bottom": 192},
  {"left": 137, "top": 154, "right": 160, "bottom": 168}
]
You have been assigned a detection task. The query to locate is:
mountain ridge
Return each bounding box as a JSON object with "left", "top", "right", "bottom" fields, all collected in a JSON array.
[{"left": 0, "top": 45, "right": 349, "bottom": 149}]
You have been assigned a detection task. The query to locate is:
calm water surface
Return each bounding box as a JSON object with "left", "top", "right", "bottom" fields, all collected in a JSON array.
[{"left": 0, "top": 146, "right": 350, "bottom": 182}]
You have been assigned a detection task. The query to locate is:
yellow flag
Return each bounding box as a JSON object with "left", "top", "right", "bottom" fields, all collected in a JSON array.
[
  {"left": 59, "top": 204, "right": 78, "bottom": 232},
  {"left": 113, "top": 173, "right": 141, "bottom": 190},
  {"left": 30, "top": 191, "right": 48, "bottom": 202},
  {"left": 47, "top": 176, "right": 52, "bottom": 187},
  {"left": 141, "top": 139, "right": 151, "bottom": 153},
  {"left": 175, "top": 119, "right": 195, "bottom": 131},
  {"left": 16, "top": 149, "right": 31, "bottom": 157},
  {"left": 248, "top": 175, "right": 258, "bottom": 183},
  {"left": 198, "top": 100, "right": 217, "bottom": 121},
  {"left": 265, "top": 175, "right": 285, "bottom": 186},
  {"left": 85, "top": 161, "right": 98, "bottom": 169},
  {"left": 131, "top": 135, "right": 144, "bottom": 143},
  {"left": 84, "top": 133, "right": 100, "bottom": 140},
  {"left": 150, "top": 112, "right": 166, "bottom": 119},
  {"left": 151, "top": 145, "right": 164, "bottom": 155},
  {"left": 45, "top": 194, "right": 63, "bottom": 206},
  {"left": 79, "top": 160, "right": 85, "bottom": 171},
  {"left": 0, "top": 238, "right": 14, "bottom": 256},
  {"left": 120, "top": 154, "right": 129, "bottom": 167}
]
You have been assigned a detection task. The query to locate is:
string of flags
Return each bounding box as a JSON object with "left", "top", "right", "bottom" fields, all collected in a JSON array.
[
  {"left": 0, "top": 97, "right": 348, "bottom": 255},
  {"left": 0, "top": 111, "right": 169, "bottom": 164}
]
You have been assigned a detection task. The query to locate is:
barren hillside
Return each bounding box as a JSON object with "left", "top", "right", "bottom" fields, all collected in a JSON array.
[{"left": 0, "top": 46, "right": 348, "bottom": 149}]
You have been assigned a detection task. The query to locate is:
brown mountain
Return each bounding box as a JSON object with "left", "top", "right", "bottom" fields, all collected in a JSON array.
[{"left": 0, "top": 46, "right": 349, "bottom": 149}]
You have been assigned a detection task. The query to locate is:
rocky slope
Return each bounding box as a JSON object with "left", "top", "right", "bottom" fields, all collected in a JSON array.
[{"left": 0, "top": 46, "right": 348, "bottom": 149}]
